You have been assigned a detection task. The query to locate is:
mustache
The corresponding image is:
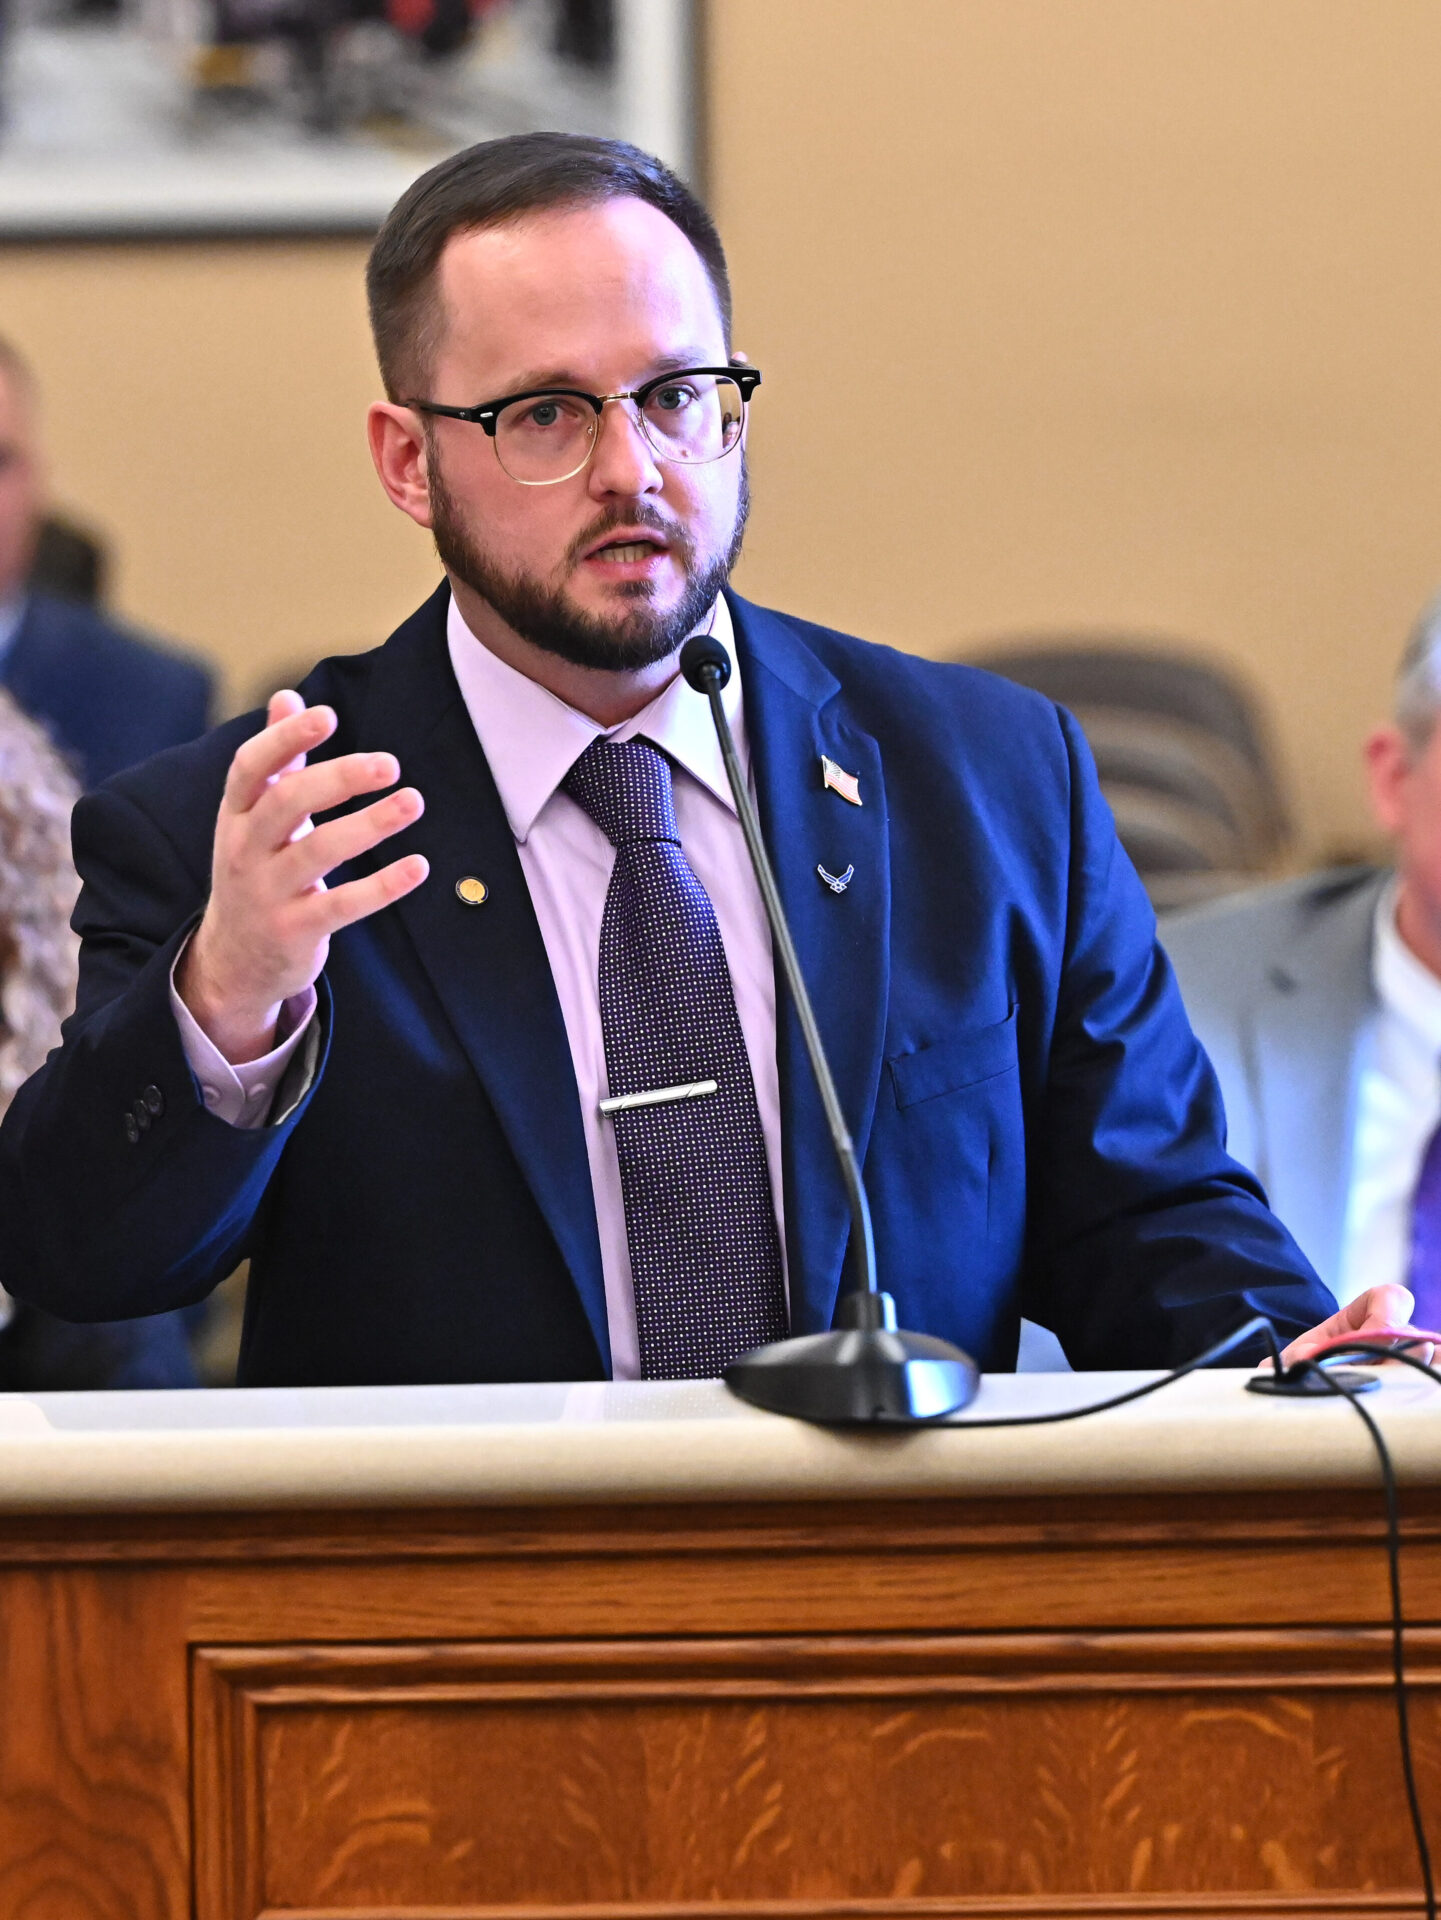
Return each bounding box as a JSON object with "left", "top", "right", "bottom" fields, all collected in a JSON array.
[{"left": 562, "top": 504, "right": 694, "bottom": 570}]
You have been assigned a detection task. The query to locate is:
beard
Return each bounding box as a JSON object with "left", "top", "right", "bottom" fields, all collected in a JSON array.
[{"left": 428, "top": 455, "right": 750, "bottom": 674}]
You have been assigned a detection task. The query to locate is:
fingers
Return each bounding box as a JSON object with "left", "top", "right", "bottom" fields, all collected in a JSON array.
[
  {"left": 226, "top": 702, "right": 338, "bottom": 814},
  {"left": 200, "top": 691, "right": 432, "bottom": 1040},
  {"left": 1279, "top": 1327, "right": 1328, "bottom": 1367},
  {"left": 1280, "top": 1280, "right": 1434, "bottom": 1371},
  {"left": 1281, "top": 1304, "right": 1365, "bottom": 1366},
  {"left": 1350, "top": 1283, "right": 1415, "bottom": 1331},
  {"left": 281, "top": 784, "right": 424, "bottom": 887},
  {"left": 309, "top": 853, "right": 430, "bottom": 935},
  {"left": 266, "top": 690, "right": 312, "bottom": 789},
  {"left": 252, "top": 751, "right": 404, "bottom": 850}
]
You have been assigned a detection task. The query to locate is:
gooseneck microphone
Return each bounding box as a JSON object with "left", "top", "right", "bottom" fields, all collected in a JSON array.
[{"left": 679, "top": 632, "right": 977, "bottom": 1424}]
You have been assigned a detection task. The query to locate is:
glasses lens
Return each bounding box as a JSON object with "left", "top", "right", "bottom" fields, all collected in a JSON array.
[
  {"left": 639, "top": 374, "right": 745, "bottom": 465},
  {"left": 493, "top": 393, "right": 597, "bottom": 483}
]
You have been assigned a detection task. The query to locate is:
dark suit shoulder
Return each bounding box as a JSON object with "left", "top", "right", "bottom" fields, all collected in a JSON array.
[
  {"left": 21, "top": 594, "right": 213, "bottom": 700},
  {"left": 1163, "top": 865, "right": 1384, "bottom": 954},
  {"left": 5, "top": 594, "right": 217, "bottom": 785},
  {"left": 1160, "top": 865, "right": 1386, "bottom": 1028}
]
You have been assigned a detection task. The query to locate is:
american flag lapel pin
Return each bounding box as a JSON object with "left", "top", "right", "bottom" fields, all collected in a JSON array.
[{"left": 820, "top": 755, "right": 863, "bottom": 806}]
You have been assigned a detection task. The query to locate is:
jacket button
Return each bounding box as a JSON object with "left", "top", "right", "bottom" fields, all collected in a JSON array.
[
  {"left": 131, "top": 1099, "right": 151, "bottom": 1132},
  {"left": 123, "top": 1112, "right": 141, "bottom": 1145},
  {"left": 142, "top": 1085, "right": 165, "bottom": 1117}
]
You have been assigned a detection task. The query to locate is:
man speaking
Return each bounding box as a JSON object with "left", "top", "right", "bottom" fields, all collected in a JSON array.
[{"left": 0, "top": 134, "right": 1395, "bottom": 1383}]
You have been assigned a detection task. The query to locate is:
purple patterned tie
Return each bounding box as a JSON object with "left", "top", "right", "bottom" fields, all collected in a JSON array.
[
  {"left": 1407, "top": 1117, "right": 1441, "bottom": 1327},
  {"left": 563, "top": 738, "right": 788, "bottom": 1378}
]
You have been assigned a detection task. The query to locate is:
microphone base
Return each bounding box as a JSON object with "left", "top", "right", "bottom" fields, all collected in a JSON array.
[{"left": 723, "top": 1291, "right": 979, "bottom": 1426}]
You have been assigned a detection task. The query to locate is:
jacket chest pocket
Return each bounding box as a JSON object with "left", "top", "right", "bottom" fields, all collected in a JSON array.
[{"left": 889, "top": 1007, "right": 1018, "bottom": 1110}]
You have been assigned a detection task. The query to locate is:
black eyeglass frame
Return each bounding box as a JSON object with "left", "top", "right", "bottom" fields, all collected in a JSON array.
[{"left": 406, "top": 365, "right": 762, "bottom": 439}]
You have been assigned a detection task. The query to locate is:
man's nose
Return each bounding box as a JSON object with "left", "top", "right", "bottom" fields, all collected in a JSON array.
[{"left": 586, "top": 399, "right": 664, "bottom": 497}]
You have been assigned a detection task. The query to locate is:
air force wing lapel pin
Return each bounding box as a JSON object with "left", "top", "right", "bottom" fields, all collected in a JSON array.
[{"left": 820, "top": 755, "right": 862, "bottom": 806}]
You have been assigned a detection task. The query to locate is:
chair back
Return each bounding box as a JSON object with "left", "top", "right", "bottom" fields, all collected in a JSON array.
[{"left": 967, "top": 638, "right": 1291, "bottom": 908}]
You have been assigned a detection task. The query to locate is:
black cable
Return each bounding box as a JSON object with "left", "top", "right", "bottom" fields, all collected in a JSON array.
[
  {"left": 1286, "top": 1352, "right": 1437, "bottom": 1920},
  {"left": 1286, "top": 1339, "right": 1441, "bottom": 1388},
  {"left": 948, "top": 1321, "right": 1440, "bottom": 1910},
  {"left": 941, "top": 1313, "right": 1284, "bottom": 1429}
]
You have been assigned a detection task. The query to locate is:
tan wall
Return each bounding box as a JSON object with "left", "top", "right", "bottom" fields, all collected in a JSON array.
[
  {"left": 6, "top": 0, "right": 1441, "bottom": 857},
  {"left": 710, "top": 0, "right": 1441, "bottom": 863},
  {"left": 0, "top": 241, "right": 440, "bottom": 712}
]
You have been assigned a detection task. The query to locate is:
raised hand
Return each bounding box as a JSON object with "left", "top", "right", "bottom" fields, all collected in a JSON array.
[{"left": 176, "top": 690, "right": 428, "bottom": 1064}]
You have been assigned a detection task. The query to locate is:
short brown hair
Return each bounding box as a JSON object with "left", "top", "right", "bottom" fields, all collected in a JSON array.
[{"left": 367, "top": 132, "right": 732, "bottom": 402}]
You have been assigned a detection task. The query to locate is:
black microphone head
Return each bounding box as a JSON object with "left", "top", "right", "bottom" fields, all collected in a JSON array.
[{"left": 680, "top": 632, "right": 732, "bottom": 692}]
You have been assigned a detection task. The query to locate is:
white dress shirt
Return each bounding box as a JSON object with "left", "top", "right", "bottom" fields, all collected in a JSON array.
[
  {"left": 173, "top": 591, "right": 787, "bottom": 1379},
  {"left": 1335, "top": 878, "right": 1441, "bottom": 1305}
]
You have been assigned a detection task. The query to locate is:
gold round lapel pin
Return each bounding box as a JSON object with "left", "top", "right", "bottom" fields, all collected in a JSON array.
[{"left": 455, "top": 876, "right": 489, "bottom": 906}]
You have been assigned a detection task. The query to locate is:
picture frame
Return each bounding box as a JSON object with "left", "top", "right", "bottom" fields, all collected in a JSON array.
[{"left": 0, "top": 0, "right": 697, "bottom": 237}]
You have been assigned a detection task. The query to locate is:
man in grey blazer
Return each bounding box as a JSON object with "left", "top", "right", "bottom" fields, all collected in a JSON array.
[{"left": 1163, "top": 596, "right": 1441, "bottom": 1305}]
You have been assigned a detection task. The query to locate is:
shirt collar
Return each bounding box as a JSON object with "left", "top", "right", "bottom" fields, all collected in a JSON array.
[
  {"left": 1373, "top": 873, "right": 1441, "bottom": 1053},
  {"left": 445, "top": 589, "right": 747, "bottom": 844}
]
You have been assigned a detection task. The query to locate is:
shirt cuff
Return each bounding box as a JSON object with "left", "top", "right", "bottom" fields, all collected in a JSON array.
[{"left": 169, "top": 948, "right": 318, "bottom": 1130}]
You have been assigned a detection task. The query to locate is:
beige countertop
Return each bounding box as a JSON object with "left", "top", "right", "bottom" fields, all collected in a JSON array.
[{"left": 0, "top": 1366, "right": 1435, "bottom": 1512}]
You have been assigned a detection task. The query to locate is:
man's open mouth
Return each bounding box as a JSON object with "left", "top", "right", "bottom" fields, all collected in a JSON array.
[{"left": 584, "top": 531, "right": 670, "bottom": 565}]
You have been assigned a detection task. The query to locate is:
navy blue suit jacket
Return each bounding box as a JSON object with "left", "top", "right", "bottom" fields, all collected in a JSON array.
[
  {"left": 0, "top": 587, "right": 1333, "bottom": 1383},
  {"left": 1, "top": 592, "right": 214, "bottom": 789}
]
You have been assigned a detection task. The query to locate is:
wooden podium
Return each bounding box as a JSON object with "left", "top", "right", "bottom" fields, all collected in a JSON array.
[{"left": 3, "top": 1368, "right": 1441, "bottom": 1918}]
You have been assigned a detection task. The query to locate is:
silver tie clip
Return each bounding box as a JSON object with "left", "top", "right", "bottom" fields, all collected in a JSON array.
[{"left": 599, "top": 1078, "right": 719, "bottom": 1117}]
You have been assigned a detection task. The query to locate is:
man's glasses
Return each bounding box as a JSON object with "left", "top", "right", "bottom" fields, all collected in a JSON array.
[{"left": 407, "top": 366, "right": 760, "bottom": 487}]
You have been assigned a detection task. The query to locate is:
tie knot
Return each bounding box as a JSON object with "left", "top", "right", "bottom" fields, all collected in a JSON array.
[{"left": 563, "top": 738, "right": 679, "bottom": 849}]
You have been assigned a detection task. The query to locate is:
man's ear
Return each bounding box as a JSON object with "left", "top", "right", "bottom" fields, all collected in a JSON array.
[
  {"left": 1365, "top": 723, "right": 1412, "bottom": 838},
  {"left": 367, "top": 402, "right": 433, "bottom": 529}
]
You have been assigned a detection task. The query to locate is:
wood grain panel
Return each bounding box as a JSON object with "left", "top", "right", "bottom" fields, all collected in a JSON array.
[
  {"left": 178, "top": 1541, "right": 1437, "bottom": 1645},
  {"left": 192, "top": 1633, "right": 1441, "bottom": 1919},
  {"left": 14, "top": 1491, "right": 1407, "bottom": 1644},
  {"left": 0, "top": 1565, "right": 191, "bottom": 1919},
  {"left": 2, "top": 1490, "right": 1438, "bottom": 1917},
  {"left": 0, "top": 1489, "right": 1433, "bottom": 1564}
]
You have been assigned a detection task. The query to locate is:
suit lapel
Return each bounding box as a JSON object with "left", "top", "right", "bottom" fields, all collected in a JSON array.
[
  {"left": 353, "top": 591, "right": 610, "bottom": 1371},
  {"left": 1250, "top": 872, "right": 1382, "bottom": 1284},
  {"left": 729, "top": 595, "right": 891, "bottom": 1334}
]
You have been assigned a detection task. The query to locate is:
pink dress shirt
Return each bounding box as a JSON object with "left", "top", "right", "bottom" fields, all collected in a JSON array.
[{"left": 173, "top": 591, "right": 787, "bottom": 1380}]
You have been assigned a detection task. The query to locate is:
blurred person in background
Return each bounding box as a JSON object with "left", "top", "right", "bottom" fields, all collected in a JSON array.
[
  {"left": 0, "top": 688, "right": 193, "bottom": 1387},
  {"left": 0, "top": 337, "right": 214, "bottom": 789},
  {"left": 1164, "top": 592, "right": 1441, "bottom": 1323}
]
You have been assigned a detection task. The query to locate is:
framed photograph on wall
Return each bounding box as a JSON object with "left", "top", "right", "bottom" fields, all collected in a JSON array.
[{"left": 0, "top": 0, "right": 696, "bottom": 236}]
